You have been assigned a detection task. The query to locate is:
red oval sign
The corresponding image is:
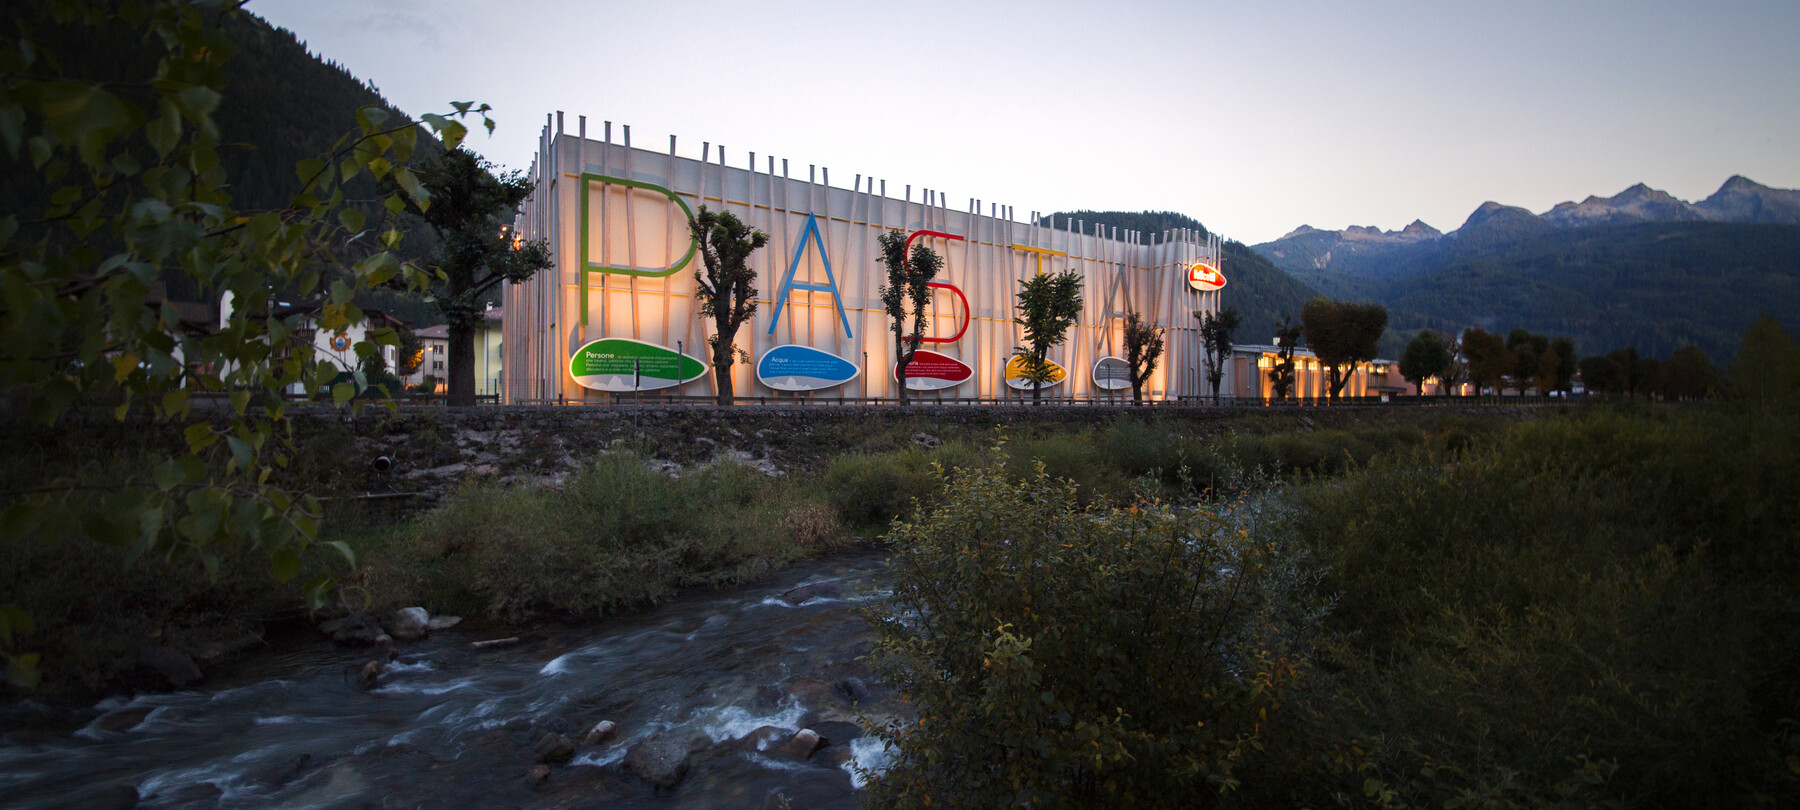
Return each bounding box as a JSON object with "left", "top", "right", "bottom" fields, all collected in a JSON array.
[
  {"left": 1188, "top": 261, "right": 1226, "bottom": 292},
  {"left": 895, "top": 349, "right": 972, "bottom": 391}
]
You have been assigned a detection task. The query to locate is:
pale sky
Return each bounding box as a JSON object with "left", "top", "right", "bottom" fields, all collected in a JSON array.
[{"left": 250, "top": 0, "right": 1800, "bottom": 245}]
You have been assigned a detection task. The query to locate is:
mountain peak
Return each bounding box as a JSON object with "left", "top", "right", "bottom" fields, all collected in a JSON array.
[
  {"left": 1718, "top": 175, "right": 1767, "bottom": 193},
  {"left": 1697, "top": 175, "right": 1800, "bottom": 224}
]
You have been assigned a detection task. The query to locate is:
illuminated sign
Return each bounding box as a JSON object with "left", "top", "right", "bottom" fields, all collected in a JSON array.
[
  {"left": 1004, "top": 355, "right": 1068, "bottom": 390},
  {"left": 577, "top": 174, "right": 700, "bottom": 325},
  {"left": 756, "top": 345, "right": 859, "bottom": 392},
  {"left": 569, "top": 337, "right": 706, "bottom": 392},
  {"left": 1188, "top": 260, "right": 1226, "bottom": 292},
  {"left": 1092, "top": 356, "right": 1132, "bottom": 390},
  {"left": 769, "top": 212, "right": 853, "bottom": 337},
  {"left": 897, "top": 349, "right": 972, "bottom": 391}
]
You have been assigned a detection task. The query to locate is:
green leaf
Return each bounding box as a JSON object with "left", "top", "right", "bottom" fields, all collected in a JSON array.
[
  {"left": 337, "top": 208, "right": 365, "bottom": 233},
  {"left": 302, "top": 574, "right": 332, "bottom": 613},
  {"left": 393, "top": 166, "right": 429, "bottom": 211},
  {"left": 184, "top": 422, "right": 218, "bottom": 451},
  {"left": 324, "top": 540, "right": 356, "bottom": 567},
  {"left": 153, "top": 460, "right": 184, "bottom": 491},
  {"left": 226, "top": 435, "right": 252, "bottom": 472},
  {"left": 332, "top": 382, "right": 355, "bottom": 405},
  {"left": 270, "top": 549, "right": 302, "bottom": 583}
]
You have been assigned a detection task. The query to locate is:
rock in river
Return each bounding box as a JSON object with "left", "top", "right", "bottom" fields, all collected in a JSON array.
[
  {"left": 624, "top": 734, "right": 690, "bottom": 787},
  {"left": 388, "top": 607, "right": 431, "bottom": 640}
]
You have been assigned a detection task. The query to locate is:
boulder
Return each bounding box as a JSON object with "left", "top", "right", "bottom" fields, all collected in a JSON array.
[
  {"left": 834, "top": 677, "right": 869, "bottom": 703},
  {"left": 388, "top": 607, "right": 430, "bottom": 640},
  {"left": 321, "top": 613, "right": 386, "bottom": 646},
  {"left": 359, "top": 660, "right": 387, "bottom": 689},
  {"left": 773, "top": 728, "right": 823, "bottom": 761},
  {"left": 137, "top": 646, "right": 201, "bottom": 688},
  {"left": 426, "top": 615, "right": 463, "bottom": 631},
  {"left": 580, "top": 720, "right": 617, "bottom": 746},
  {"left": 779, "top": 583, "right": 841, "bottom": 606},
  {"left": 534, "top": 733, "right": 576, "bottom": 764},
  {"left": 93, "top": 707, "right": 153, "bottom": 733},
  {"left": 809, "top": 720, "right": 863, "bottom": 746},
  {"left": 623, "top": 734, "right": 690, "bottom": 788},
  {"left": 525, "top": 763, "right": 551, "bottom": 783},
  {"left": 911, "top": 432, "right": 941, "bottom": 449}
]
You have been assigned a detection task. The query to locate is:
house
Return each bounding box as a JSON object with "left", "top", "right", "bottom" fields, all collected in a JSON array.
[{"left": 401, "top": 305, "right": 504, "bottom": 397}]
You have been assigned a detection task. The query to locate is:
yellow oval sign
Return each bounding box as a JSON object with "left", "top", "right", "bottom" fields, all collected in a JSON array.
[{"left": 1004, "top": 355, "right": 1068, "bottom": 390}]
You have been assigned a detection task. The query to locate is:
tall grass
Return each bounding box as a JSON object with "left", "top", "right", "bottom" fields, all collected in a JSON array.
[
  {"left": 363, "top": 452, "right": 845, "bottom": 622},
  {"left": 1254, "top": 406, "right": 1800, "bottom": 807}
]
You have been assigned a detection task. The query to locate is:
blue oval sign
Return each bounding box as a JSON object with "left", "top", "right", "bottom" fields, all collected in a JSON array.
[{"left": 757, "top": 344, "right": 860, "bottom": 392}]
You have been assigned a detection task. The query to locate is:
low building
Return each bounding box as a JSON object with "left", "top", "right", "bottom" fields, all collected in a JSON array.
[{"left": 1223, "top": 343, "right": 1411, "bottom": 401}]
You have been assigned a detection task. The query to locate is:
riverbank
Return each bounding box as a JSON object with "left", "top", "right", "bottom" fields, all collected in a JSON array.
[{"left": 1, "top": 404, "right": 1539, "bottom": 701}]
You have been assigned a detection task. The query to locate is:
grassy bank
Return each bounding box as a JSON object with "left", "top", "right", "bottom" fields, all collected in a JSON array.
[
  {"left": 856, "top": 400, "right": 1800, "bottom": 807},
  {"left": 1, "top": 408, "right": 1515, "bottom": 698}
]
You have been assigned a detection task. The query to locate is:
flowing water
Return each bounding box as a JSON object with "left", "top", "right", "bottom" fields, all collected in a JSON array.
[{"left": 0, "top": 551, "right": 895, "bottom": 809}]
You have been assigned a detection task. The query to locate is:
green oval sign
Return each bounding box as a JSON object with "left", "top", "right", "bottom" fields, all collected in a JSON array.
[{"left": 570, "top": 338, "right": 707, "bottom": 392}]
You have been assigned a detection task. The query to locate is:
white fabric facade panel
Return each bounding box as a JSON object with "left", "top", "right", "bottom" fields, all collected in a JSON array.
[{"left": 504, "top": 118, "right": 1223, "bottom": 404}]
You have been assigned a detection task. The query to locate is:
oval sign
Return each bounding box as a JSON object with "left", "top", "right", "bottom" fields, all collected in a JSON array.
[
  {"left": 569, "top": 338, "right": 707, "bottom": 392},
  {"left": 897, "top": 349, "right": 972, "bottom": 391},
  {"left": 757, "top": 344, "right": 860, "bottom": 392},
  {"left": 1188, "top": 260, "right": 1226, "bottom": 292},
  {"left": 1004, "top": 355, "right": 1068, "bottom": 390},
  {"left": 1092, "top": 356, "right": 1132, "bottom": 390}
]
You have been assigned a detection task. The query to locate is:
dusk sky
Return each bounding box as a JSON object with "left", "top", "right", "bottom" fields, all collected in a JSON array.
[{"left": 251, "top": 0, "right": 1800, "bottom": 245}]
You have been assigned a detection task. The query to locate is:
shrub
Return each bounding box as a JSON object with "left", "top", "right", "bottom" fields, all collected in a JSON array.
[
  {"left": 1256, "top": 407, "right": 1800, "bottom": 807},
  {"left": 377, "top": 452, "right": 842, "bottom": 621},
  {"left": 862, "top": 448, "right": 1318, "bottom": 808}
]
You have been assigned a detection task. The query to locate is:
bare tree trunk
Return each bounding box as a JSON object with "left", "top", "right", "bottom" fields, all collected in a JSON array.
[
  {"left": 713, "top": 338, "right": 734, "bottom": 406},
  {"left": 448, "top": 321, "right": 476, "bottom": 407},
  {"left": 895, "top": 342, "right": 911, "bottom": 405}
]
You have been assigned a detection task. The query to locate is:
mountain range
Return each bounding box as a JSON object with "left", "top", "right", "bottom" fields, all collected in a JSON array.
[
  {"left": 1254, "top": 177, "right": 1800, "bottom": 278},
  {"left": 1247, "top": 178, "right": 1800, "bottom": 362}
]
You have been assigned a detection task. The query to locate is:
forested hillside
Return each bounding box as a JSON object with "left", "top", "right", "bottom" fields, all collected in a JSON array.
[
  {"left": 1043, "top": 211, "right": 1321, "bottom": 348},
  {"left": 1295, "top": 222, "right": 1800, "bottom": 361},
  {"left": 3, "top": 5, "right": 445, "bottom": 325}
]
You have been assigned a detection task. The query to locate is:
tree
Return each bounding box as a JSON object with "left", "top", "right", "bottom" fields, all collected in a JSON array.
[
  {"left": 1551, "top": 336, "right": 1578, "bottom": 394},
  {"left": 688, "top": 206, "right": 768, "bottom": 406},
  {"left": 1197, "top": 307, "right": 1242, "bottom": 406},
  {"left": 1728, "top": 314, "right": 1800, "bottom": 410},
  {"left": 1531, "top": 345, "right": 1561, "bottom": 396},
  {"left": 412, "top": 147, "right": 551, "bottom": 406},
  {"left": 1122, "top": 310, "right": 1164, "bottom": 405},
  {"left": 1506, "top": 328, "right": 1550, "bottom": 395},
  {"left": 1579, "top": 354, "right": 1625, "bottom": 396},
  {"left": 1663, "top": 346, "right": 1716, "bottom": 400},
  {"left": 1301, "top": 298, "right": 1388, "bottom": 402},
  {"left": 1399, "top": 330, "right": 1453, "bottom": 396},
  {"left": 1270, "top": 317, "right": 1304, "bottom": 400},
  {"left": 0, "top": 0, "right": 482, "bottom": 685},
  {"left": 1013, "top": 270, "right": 1083, "bottom": 403},
  {"left": 877, "top": 230, "right": 943, "bottom": 405},
  {"left": 1462, "top": 327, "right": 1514, "bottom": 395},
  {"left": 1608, "top": 347, "right": 1644, "bottom": 397}
]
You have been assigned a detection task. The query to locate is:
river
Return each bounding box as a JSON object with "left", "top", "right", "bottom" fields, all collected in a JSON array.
[{"left": 0, "top": 550, "right": 894, "bottom": 809}]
